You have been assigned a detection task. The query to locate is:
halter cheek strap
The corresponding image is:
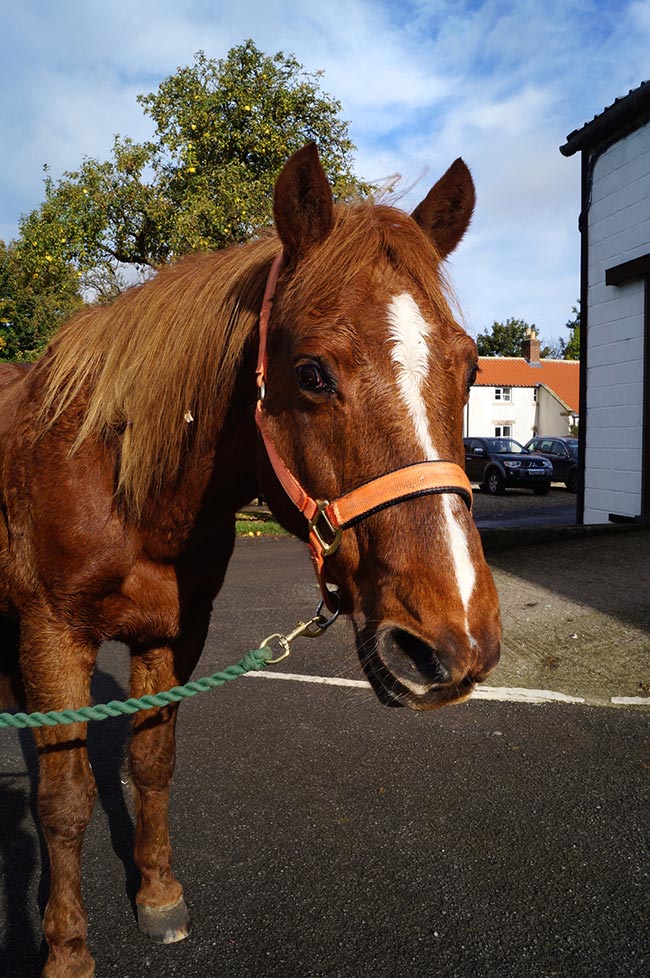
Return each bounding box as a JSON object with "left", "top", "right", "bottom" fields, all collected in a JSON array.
[{"left": 255, "top": 251, "right": 473, "bottom": 610}]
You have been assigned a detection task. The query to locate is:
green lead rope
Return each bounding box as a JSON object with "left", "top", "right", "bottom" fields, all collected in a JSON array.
[{"left": 0, "top": 647, "right": 271, "bottom": 730}]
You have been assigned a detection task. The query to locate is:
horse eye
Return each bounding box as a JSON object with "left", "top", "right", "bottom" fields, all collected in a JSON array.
[
  {"left": 296, "top": 361, "right": 331, "bottom": 393},
  {"left": 466, "top": 364, "right": 478, "bottom": 393}
]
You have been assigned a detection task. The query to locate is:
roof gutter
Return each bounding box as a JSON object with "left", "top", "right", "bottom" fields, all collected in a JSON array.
[{"left": 560, "top": 81, "right": 650, "bottom": 156}]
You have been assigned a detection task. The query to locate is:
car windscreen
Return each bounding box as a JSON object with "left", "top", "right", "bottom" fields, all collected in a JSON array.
[{"left": 483, "top": 438, "right": 527, "bottom": 454}]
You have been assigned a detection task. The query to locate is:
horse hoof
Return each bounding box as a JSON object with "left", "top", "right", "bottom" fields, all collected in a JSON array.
[{"left": 137, "top": 896, "right": 191, "bottom": 944}]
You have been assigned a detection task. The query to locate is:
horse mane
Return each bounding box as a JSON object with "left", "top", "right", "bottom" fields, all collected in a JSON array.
[
  {"left": 37, "top": 235, "right": 279, "bottom": 515},
  {"left": 36, "top": 200, "right": 464, "bottom": 517}
]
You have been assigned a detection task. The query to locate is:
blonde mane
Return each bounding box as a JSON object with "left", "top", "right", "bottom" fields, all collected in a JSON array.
[{"left": 38, "top": 236, "right": 279, "bottom": 515}]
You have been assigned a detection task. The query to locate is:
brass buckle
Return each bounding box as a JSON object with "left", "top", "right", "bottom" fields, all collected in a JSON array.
[{"left": 308, "top": 501, "right": 343, "bottom": 556}]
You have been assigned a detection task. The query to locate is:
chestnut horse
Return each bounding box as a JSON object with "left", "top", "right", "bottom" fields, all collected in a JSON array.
[{"left": 0, "top": 144, "right": 500, "bottom": 978}]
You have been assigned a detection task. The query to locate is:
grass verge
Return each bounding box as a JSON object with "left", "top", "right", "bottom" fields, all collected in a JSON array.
[{"left": 235, "top": 511, "right": 288, "bottom": 537}]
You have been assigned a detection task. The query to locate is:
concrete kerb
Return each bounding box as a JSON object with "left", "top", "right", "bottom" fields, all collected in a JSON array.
[{"left": 478, "top": 520, "right": 647, "bottom": 555}]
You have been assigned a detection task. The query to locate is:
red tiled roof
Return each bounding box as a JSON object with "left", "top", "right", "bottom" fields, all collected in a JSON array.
[{"left": 476, "top": 357, "right": 580, "bottom": 413}]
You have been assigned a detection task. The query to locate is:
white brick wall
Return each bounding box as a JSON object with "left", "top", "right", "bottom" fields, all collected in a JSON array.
[{"left": 586, "top": 123, "right": 650, "bottom": 523}]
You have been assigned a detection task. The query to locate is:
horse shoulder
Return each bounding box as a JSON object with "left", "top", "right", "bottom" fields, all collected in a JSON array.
[
  {"left": 2, "top": 365, "right": 244, "bottom": 643},
  {"left": 0, "top": 367, "right": 34, "bottom": 615}
]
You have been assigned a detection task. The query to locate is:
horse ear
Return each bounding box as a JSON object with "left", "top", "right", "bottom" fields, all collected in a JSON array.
[
  {"left": 411, "top": 158, "right": 476, "bottom": 259},
  {"left": 273, "top": 143, "right": 334, "bottom": 261}
]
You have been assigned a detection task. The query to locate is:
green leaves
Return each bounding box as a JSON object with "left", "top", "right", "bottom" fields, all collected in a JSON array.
[
  {"left": 2, "top": 40, "right": 368, "bottom": 360},
  {"left": 0, "top": 239, "right": 82, "bottom": 361},
  {"left": 476, "top": 318, "right": 536, "bottom": 357},
  {"left": 137, "top": 41, "right": 367, "bottom": 253},
  {"left": 476, "top": 309, "right": 580, "bottom": 361}
]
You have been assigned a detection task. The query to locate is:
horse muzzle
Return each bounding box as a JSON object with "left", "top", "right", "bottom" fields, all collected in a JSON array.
[{"left": 356, "top": 621, "right": 499, "bottom": 711}]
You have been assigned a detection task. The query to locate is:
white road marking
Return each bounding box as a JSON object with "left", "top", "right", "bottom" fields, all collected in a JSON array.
[
  {"left": 243, "top": 671, "right": 593, "bottom": 705},
  {"left": 610, "top": 696, "right": 650, "bottom": 706},
  {"left": 245, "top": 672, "right": 370, "bottom": 688},
  {"left": 471, "top": 686, "right": 585, "bottom": 704}
]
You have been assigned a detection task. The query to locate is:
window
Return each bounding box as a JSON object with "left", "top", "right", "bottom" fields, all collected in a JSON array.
[
  {"left": 494, "top": 425, "right": 512, "bottom": 437},
  {"left": 533, "top": 387, "right": 538, "bottom": 403},
  {"left": 494, "top": 387, "right": 512, "bottom": 402}
]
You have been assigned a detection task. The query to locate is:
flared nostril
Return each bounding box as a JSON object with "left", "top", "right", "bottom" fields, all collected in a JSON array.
[{"left": 387, "top": 628, "right": 452, "bottom": 685}]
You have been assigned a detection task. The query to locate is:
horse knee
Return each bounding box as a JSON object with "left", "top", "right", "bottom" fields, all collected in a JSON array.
[
  {"left": 38, "top": 759, "right": 97, "bottom": 842},
  {"left": 129, "top": 701, "right": 179, "bottom": 791},
  {"left": 130, "top": 733, "right": 177, "bottom": 792}
]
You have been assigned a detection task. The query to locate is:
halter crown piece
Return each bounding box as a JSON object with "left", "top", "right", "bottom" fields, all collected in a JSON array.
[{"left": 255, "top": 252, "right": 473, "bottom": 612}]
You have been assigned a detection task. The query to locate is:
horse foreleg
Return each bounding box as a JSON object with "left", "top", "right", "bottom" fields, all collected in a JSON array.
[
  {"left": 128, "top": 603, "right": 211, "bottom": 944},
  {"left": 20, "top": 613, "right": 98, "bottom": 978}
]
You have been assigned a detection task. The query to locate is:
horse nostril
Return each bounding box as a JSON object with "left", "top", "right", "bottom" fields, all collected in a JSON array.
[{"left": 387, "top": 628, "right": 452, "bottom": 685}]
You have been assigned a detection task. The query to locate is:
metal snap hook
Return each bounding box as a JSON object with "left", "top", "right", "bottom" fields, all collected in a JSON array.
[{"left": 259, "top": 591, "right": 341, "bottom": 662}]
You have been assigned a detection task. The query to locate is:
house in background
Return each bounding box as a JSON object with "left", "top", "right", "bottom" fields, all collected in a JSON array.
[
  {"left": 464, "top": 330, "right": 579, "bottom": 444},
  {"left": 561, "top": 80, "right": 650, "bottom": 525}
]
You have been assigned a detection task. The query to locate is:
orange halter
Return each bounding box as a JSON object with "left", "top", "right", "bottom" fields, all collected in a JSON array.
[{"left": 255, "top": 252, "right": 473, "bottom": 610}]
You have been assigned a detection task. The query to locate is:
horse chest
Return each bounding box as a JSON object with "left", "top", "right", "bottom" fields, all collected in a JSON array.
[
  {"left": 102, "top": 525, "right": 232, "bottom": 645},
  {"left": 102, "top": 558, "right": 184, "bottom": 643}
]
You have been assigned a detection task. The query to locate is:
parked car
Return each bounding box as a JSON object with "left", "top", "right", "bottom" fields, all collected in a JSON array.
[
  {"left": 524, "top": 436, "right": 579, "bottom": 493},
  {"left": 463, "top": 437, "right": 553, "bottom": 495}
]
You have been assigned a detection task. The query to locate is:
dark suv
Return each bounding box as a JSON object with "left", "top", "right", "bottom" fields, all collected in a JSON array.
[
  {"left": 524, "top": 436, "right": 579, "bottom": 493},
  {"left": 463, "top": 437, "right": 553, "bottom": 495}
]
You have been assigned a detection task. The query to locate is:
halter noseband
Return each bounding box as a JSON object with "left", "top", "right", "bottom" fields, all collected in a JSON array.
[{"left": 255, "top": 252, "right": 473, "bottom": 611}]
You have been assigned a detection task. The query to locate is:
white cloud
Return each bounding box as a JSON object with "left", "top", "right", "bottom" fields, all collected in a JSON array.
[{"left": 2, "top": 0, "right": 650, "bottom": 341}]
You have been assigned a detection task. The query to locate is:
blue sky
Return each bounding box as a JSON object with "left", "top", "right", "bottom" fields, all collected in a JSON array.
[{"left": 1, "top": 0, "right": 649, "bottom": 343}]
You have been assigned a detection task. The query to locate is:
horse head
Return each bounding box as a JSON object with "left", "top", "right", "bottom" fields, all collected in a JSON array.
[{"left": 257, "top": 144, "right": 501, "bottom": 711}]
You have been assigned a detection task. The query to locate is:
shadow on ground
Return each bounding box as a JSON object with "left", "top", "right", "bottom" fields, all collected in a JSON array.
[{"left": 483, "top": 527, "right": 650, "bottom": 703}]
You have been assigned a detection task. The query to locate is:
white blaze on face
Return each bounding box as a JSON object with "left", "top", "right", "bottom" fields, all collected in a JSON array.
[
  {"left": 386, "top": 294, "right": 437, "bottom": 458},
  {"left": 386, "top": 293, "right": 476, "bottom": 625}
]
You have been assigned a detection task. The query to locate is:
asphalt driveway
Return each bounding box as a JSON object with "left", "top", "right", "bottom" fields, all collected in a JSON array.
[
  {"left": 1, "top": 526, "right": 649, "bottom": 978},
  {"left": 471, "top": 484, "right": 576, "bottom": 528}
]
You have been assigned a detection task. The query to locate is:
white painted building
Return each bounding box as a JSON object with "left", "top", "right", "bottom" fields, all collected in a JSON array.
[
  {"left": 561, "top": 81, "right": 650, "bottom": 525},
  {"left": 464, "top": 332, "right": 579, "bottom": 445}
]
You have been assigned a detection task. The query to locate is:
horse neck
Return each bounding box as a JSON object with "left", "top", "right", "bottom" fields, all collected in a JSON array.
[{"left": 140, "top": 343, "right": 260, "bottom": 533}]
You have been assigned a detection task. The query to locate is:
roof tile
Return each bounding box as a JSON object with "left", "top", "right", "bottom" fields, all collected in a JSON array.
[{"left": 476, "top": 358, "right": 579, "bottom": 412}]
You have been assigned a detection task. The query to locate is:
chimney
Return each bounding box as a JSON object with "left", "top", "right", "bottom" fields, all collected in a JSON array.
[{"left": 521, "top": 327, "right": 541, "bottom": 363}]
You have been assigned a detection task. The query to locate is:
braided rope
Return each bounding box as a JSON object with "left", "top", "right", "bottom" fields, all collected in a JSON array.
[{"left": 0, "top": 647, "right": 271, "bottom": 730}]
